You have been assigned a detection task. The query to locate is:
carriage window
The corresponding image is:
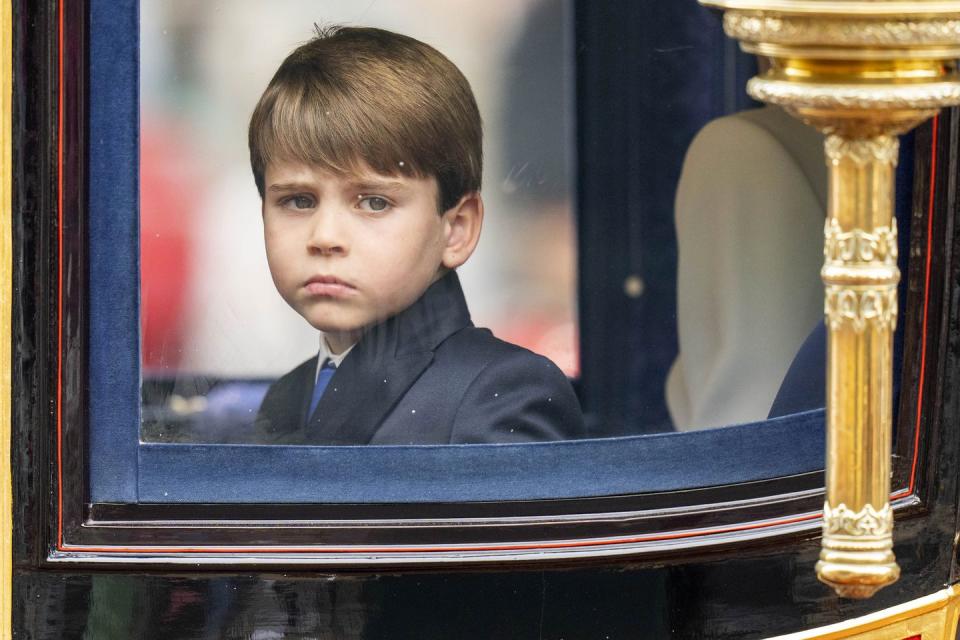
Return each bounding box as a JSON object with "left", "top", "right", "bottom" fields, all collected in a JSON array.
[
  {"left": 138, "top": 0, "right": 579, "bottom": 445},
  {"left": 84, "top": 0, "right": 913, "bottom": 504}
]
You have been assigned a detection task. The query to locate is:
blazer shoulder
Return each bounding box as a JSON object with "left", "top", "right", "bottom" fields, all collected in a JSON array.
[
  {"left": 264, "top": 355, "right": 317, "bottom": 399},
  {"left": 254, "top": 355, "right": 317, "bottom": 441},
  {"left": 456, "top": 331, "right": 576, "bottom": 399},
  {"left": 437, "top": 325, "right": 537, "bottom": 360},
  {"left": 437, "top": 327, "right": 586, "bottom": 443}
]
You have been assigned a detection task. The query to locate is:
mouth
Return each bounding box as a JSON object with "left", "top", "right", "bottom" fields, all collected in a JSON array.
[{"left": 303, "top": 275, "right": 357, "bottom": 298}]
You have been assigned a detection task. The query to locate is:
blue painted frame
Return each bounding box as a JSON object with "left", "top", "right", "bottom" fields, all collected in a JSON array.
[
  {"left": 89, "top": 0, "right": 141, "bottom": 503},
  {"left": 137, "top": 412, "right": 825, "bottom": 503},
  {"left": 87, "top": 0, "right": 827, "bottom": 504}
]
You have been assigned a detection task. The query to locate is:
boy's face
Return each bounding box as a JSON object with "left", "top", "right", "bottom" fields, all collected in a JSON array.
[{"left": 262, "top": 160, "right": 465, "bottom": 348}]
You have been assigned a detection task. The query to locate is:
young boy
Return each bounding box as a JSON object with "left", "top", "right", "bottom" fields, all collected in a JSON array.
[{"left": 249, "top": 26, "right": 584, "bottom": 445}]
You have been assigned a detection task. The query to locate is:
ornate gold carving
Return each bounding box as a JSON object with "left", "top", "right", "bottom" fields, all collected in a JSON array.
[
  {"left": 753, "top": 586, "right": 960, "bottom": 640},
  {"left": 823, "top": 501, "right": 893, "bottom": 538},
  {"left": 819, "top": 501, "right": 898, "bottom": 597},
  {"left": 824, "top": 285, "right": 897, "bottom": 332},
  {"left": 824, "top": 134, "right": 899, "bottom": 167},
  {"left": 702, "top": 1, "right": 960, "bottom": 17},
  {"left": 724, "top": 13, "right": 960, "bottom": 47},
  {"left": 1, "top": 0, "right": 11, "bottom": 634},
  {"left": 748, "top": 77, "right": 960, "bottom": 111},
  {"left": 702, "top": 0, "right": 960, "bottom": 601},
  {"left": 823, "top": 218, "right": 898, "bottom": 265}
]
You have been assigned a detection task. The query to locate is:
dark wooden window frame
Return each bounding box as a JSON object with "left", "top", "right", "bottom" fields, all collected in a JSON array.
[{"left": 15, "top": 0, "right": 951, "bottom": 568}]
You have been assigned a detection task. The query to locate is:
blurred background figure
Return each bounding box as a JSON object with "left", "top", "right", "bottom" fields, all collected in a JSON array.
[
  {"left": 496, "top": 0, "right": 578, "bottom": 377},
  {"left": 666, "top": 105, "right": 826, "bottom": 430},
  {"left": 140, "top": 119, "right": 201, "bottom": 373}
]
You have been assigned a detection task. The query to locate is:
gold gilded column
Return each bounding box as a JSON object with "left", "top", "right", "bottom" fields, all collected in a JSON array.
[
  {"left": 698, "top": 1, "right": 960, "bottom": 598},
  {"left": 1, "top": 0, "right": 10, "bottom": 634},
  {"left": 818, "top": 133, "right": 900, "bottom": 599}
]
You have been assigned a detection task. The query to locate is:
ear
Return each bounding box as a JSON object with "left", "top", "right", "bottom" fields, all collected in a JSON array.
[{"left": 440, "top": 192, "right": 484, "bottom": 270}]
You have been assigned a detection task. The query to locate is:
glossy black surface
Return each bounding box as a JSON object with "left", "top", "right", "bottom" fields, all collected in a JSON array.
[
  {"left": 48, "top": 0, "right": 912, "bottom": 558},
  {"left": 12, "top": 524, "right": 957, "bottom": 639},
  {"left": 11, "top": 0, "right": 960, "bottom": 637},
  {"left": 49, "top": 0, "right": 844, "bottom": 554},
  {"left": 12, "top": 0, "right": 58, "bottom": 571}
]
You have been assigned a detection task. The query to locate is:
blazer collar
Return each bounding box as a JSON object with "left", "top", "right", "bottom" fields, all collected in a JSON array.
[
  {"left": 304, "top": 270, "right": 472, "bottom": 444},
  {"left": 391, "top": 270, "right": 472, "bottom": 356}
]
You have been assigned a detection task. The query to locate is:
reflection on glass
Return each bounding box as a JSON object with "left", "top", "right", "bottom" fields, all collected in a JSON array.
[{"left": 139, "top": 0, "right": 580, "bottom": 444}]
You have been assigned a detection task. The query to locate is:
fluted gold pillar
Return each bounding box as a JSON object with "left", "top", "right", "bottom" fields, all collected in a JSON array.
[
  {"left": 699, "top": 1, "right": 960, "bottom": 598},
  {"left": 0, "top": 0, "right": 9, "bottom": 634},
  {"left": 819, "top": 133, "right": 900, "bottom": 598}
]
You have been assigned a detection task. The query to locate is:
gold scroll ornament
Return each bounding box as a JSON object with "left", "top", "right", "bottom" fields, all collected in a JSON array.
[
  {"left": 1, "top": 0, "right": 11, "bottom": 635},
  {"left": 699, "top": 0, "right": 960, "bottom": 599},
  {"left": 765, "top": 584, "right": 960, "bottom": 639}
]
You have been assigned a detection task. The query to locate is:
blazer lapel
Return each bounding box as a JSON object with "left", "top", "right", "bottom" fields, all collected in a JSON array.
[
  {"left": 308, "top": 347, "right": 434, "bottom": 444},
  {"left": 304, "top": 271, "right": 472, "bottom": 444}
]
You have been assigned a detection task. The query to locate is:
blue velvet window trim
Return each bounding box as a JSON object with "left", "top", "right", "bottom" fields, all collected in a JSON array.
[
  {"left": 138, "top": 410, "right": 825, "bottom": 503},
  {"left": 88, "top": 0, "right": 826, "bottom": 505},
  {"left": 89, "top": 0, "right": 140, "bottom": 502}
]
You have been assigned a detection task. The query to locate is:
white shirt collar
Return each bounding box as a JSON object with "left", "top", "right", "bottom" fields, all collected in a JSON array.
[{"left": 316, "top": 334, "right": 356, "bottom": 380}]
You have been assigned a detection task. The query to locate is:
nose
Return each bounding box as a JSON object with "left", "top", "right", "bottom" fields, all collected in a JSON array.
[{"left": 306, "top": 207, "right": 347, "bottom": 256}]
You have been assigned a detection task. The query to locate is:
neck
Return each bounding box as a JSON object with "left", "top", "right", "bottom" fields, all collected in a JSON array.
[{"left": 324, "top": 331, "right": 360, "bottom": 355}]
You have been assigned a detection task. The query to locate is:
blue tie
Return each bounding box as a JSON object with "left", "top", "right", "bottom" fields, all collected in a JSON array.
[{"left": 307, "top": 359, "right": 337, "bottom": 422}]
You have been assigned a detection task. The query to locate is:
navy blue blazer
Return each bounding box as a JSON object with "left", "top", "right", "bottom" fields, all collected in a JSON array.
[{"left": 254, "top": 272, "right": 585, "bottom": 444}]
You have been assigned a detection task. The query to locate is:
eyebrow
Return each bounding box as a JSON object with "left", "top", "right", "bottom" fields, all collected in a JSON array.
[
  {"left": 348, "top": 179, "right": 408, "bottom": 193},
  {"left": 266, "top": 179, "right": 409, "bottom": 194},
  {"left": 267, "top": 182, "right": 313, "bottom": 193}
]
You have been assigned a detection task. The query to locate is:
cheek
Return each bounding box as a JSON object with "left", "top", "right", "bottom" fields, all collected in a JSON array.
[
  {"left": 263, "top": 228, "right": 297, "bottom": 286},
  {"left": 262, "top": 232, "right": 280, "bottom": 268},
  {"left": 387, "top": 225, "right": 444, "bottom": 273},
  {"left": 262, "top": 221, "right": 280, "bottom": 253},
  {"left": 362, "top": 229, "right": 439, "bottom": 301}
]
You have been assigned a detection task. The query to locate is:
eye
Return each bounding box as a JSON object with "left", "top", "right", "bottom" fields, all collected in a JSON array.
[
  {"left": 357, "top": 195, "right": 391, "bottom": 213},
  {"left": 280, "top": 194, "right": 315, "bottom": 210}
]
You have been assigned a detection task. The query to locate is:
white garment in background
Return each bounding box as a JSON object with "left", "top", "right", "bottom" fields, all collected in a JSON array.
[{"left": 667, "top": 106, "right": 827, "bottom": 430}]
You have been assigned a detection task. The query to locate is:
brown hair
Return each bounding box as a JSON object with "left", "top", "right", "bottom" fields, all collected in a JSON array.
[{"left": 249, "top": 26, "right": 482, "bottom": 212}]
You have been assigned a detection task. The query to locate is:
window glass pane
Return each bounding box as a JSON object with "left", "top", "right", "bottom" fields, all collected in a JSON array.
[
  {"left": 120, "top": 0, "right": 911, "bottom": 480},
  {"left": 139, "top": 0, "right": 580, "bottom": 444}
]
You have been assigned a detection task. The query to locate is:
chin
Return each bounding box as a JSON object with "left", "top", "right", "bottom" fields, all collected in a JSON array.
[
  {"left": 307, "top": 320, "right": 366, "bottom": 335},
  {"left": 301, "top": 313, "right": 368, "bottom": 335}
]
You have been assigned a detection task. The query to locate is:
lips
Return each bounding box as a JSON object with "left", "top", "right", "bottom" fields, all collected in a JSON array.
[{"left": 303, "top": 275, "right": 357, "bottom": 298}]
